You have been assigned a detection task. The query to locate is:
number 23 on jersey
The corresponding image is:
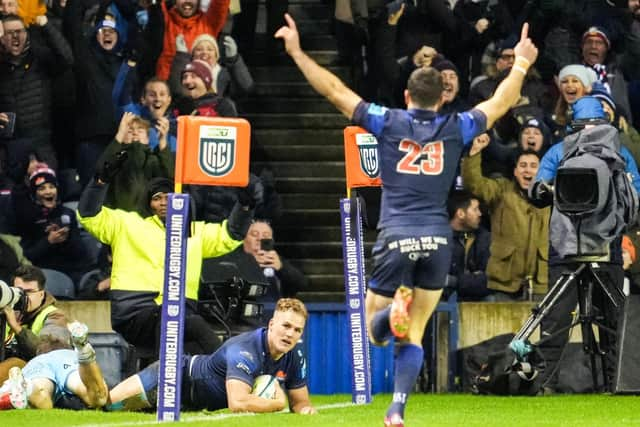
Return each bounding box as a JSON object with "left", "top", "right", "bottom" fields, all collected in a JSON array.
[{"left": 396, "top": 140, "right": 444, "bottom": 175}]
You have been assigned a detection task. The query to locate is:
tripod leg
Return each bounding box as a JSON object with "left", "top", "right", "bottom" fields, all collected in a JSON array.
[{"left": 513, "top": 264, "right": 586, "bottom": 343}]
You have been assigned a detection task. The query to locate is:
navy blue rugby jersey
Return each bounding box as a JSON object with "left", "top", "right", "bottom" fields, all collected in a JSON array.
[
  {"left": 352, "top": 101, "right": 487, "bottom": 229},
  {"left": 189, "top": 328, "right": 307, "bottom": 410}
]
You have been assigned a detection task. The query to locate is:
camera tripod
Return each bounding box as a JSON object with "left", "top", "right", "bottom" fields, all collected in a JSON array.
[{"left": 512, "top": 261, "right": 626, "bottom": 392}]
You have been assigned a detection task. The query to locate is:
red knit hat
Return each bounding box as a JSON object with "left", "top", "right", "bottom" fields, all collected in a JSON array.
[
  {"left": 582, "top": 26, "right": 611, "bottom": 49},
  {"left": 182, "top": 59, "right": 213, "bottom": 91},
  {"left": 29, "top": 165, "right": 57, "bottom": 193}
]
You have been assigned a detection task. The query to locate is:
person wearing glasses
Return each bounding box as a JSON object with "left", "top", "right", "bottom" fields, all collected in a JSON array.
[
  {"left": 468, "top": 35, "right": 550, "bottom": 143},
  {"left": 0, "top": 265, "right": 68, "bottom": 383}
]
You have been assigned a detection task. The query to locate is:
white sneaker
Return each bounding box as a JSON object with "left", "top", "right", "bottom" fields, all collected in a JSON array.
[{"left": 7, "top": 367, "right": 28, "bottom": 409}]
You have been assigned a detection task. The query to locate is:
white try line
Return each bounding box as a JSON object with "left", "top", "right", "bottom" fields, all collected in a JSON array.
[{"left": 74, "top": 402, "right": 355, "bottom": 427}]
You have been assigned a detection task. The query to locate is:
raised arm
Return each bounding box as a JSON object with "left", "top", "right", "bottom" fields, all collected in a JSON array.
[
  {"left": 474, "top": 23, "right": 538, "bottom": 129},
  {"left": 275, "top": 14, "right": 362, "bottom": 119}
]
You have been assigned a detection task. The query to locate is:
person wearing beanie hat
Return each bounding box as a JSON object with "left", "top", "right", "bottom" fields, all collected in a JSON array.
[
  {"left": 170, "top": 32, "right": 253, "bottom": 101},
  {"left": 552, "top": 64, "right": 598, "bottom": 132},
  {"left": 558, "top": 65, "right": 597, "bottom": 93},
  {"left": 582, "top": 26, "right": 610, "bottom": 66},
  {"left": 182, "top": 59, "right": 214, "bottom": 97},
  {"left": 176, "top": 58, "right": 238, "bottom": 117},
  {"left": 518, "top": 117, "right": 547, "bottom": 154},
  {"left": 589, "top": 81, "right": 616, "bottom": 121},
  {"left": 431, "top": 55, "right": 469, "bottom": 114},
  {"left": 13, "top": 162, "right": 94, "bottom": 287},
  {"left": 191, "top": 34, "right": 220, "bottom": 63},
  {"left": 29, "top": 166, "right": 58, "bottom": 208},
  {"left": 95, "top": 18, "right": 119, "bottom": 52},
  {"left": 579, "top": 24, "right": 634, "bottom": 123}
]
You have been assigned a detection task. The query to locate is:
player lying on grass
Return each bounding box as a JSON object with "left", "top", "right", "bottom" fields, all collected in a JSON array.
[
  {"left": 108, "top": 298, "right": 316, "bottom": 414},
  {"left": 0, "top": 322, "right": 108, "bottom": 410}
]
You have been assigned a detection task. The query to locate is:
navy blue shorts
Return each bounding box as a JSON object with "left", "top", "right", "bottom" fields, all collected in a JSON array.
[{"left": 368, "top": 226, "right": 452, "bottom": 297}]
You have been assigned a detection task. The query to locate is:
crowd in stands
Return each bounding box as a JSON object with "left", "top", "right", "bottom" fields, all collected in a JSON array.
[
  {"left": 335, "top": 0, "right": 640, "bottom": 301},
  {"left": 1, "top": 0, "right": 640, "bottom": 378}
]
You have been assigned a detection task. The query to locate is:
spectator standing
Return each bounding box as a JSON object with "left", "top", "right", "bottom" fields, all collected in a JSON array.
[
  {"left": 169, "top": 33, "right": 253, "bottom": 102},
  {"left": 462, "top": 139, "right": 550, "bottom": 301},
  {"left": 64, "top": 1, "right": 125, "bottom": 186},
  {"left": 581, "top": 26, "right": 633, "bottom": 123},
  {"left": 147, "top": 0, "right": 230, "bottom": 81},
  {"left": 96, "top": 112, "right": 174, "bottom": 213},
  {"left": 174, "top": 59, "right": 237, "bottom": 116},
  {"left": 0, "top": 14, "right": 73, "bottom": 178},
  {"left": 112, "top": 65, "right": 177, "bottom": 152}
]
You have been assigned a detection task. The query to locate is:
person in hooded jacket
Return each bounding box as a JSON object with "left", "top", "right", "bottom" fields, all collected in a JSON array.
[{"left": 64, "top": 0, "right": 125, "bottom": 186}]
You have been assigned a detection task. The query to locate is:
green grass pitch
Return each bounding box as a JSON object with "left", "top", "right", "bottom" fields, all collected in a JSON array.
[{"left": 1, "top": 394, "right": 639, "bottom": 426}]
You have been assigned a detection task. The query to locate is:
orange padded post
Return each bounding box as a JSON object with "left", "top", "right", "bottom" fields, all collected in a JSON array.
[
  {"left": 175, "top": 116, "right": 251, "bottom": 191},
  {"left": 343, "top": 126, "right": 382, "bottom": 194}
]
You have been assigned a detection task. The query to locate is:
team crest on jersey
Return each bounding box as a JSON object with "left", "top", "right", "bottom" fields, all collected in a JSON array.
[
  {"left": 355, "top": 133, "right": 379, "bottom": 178},
  {"left": 198, "top": 126, "right": 236, "bottom": 177}
]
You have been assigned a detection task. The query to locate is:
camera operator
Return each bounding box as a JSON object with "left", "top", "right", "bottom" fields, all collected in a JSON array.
[
  {"left": 529, "top": 96, "right": 640, "bottom": 394},
  {"left": 0, "top": 265, "right": 67, "bottom": 383}
]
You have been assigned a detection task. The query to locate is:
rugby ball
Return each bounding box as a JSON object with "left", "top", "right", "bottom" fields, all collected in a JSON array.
[{"left": 251, "top": 375, "right": 277, "bottom": 399}]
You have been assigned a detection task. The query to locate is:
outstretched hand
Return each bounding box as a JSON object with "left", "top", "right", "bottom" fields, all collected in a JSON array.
[
  {"left": 274, "top": 13, "right": 301, "bottom": 56},
  {"left": 513, "top": 23, "right": 538, "bottom": 66}
]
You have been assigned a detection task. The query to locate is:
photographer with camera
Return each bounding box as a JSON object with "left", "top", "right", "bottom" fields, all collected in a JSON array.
[
  {"left": 201, "top": 219, "right": 309, "bottom": 328},
  {"left": 0, "top": 265, "right": 67, "bottom": 383},
  {"left": 529, "top": 96, "right": 640, "bottom": 394}
]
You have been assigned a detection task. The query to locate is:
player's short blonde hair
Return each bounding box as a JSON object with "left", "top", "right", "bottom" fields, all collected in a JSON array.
[{"left": 275, "top": 298, "right": 308, "bottom": 321}]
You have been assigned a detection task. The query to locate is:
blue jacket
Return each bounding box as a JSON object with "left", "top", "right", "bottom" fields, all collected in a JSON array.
[
  {"left": 112, "top": 62, "right": 177, "bottom": 151},
  {"left": 536, "top": 141, "right": 640, "bottom": 194}
]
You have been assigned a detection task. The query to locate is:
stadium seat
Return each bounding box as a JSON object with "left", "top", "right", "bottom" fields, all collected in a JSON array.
[{"left": 42, "top": 268, "right": 76, "bottom": 300}]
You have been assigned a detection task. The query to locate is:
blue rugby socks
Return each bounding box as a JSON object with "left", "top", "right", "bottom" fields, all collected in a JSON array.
[
  {"left": 370, "top": 306, "right": 392, "bottom": 343},
  {"left": 387, "top": 343, "right": 424, "bottom": 420}
]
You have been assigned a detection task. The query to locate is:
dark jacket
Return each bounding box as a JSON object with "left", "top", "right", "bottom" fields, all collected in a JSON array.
[
  {"left": 449, "top": 227, "right": 491, "bottom": 300},
  {"left": 0, "top": 23, "right": 73, "bottom": 142},
  {"left": 64, "top": 0, "right": 122, "bottom": 141},
  {"left": 12, "top": 184, "right": 92, "bottom": 280},
  {"left": 96, "top": 139, "right": 175, "bottom": 213},
  {"left": 462, "top": 152, "right": 550, "bottom": 295}
]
